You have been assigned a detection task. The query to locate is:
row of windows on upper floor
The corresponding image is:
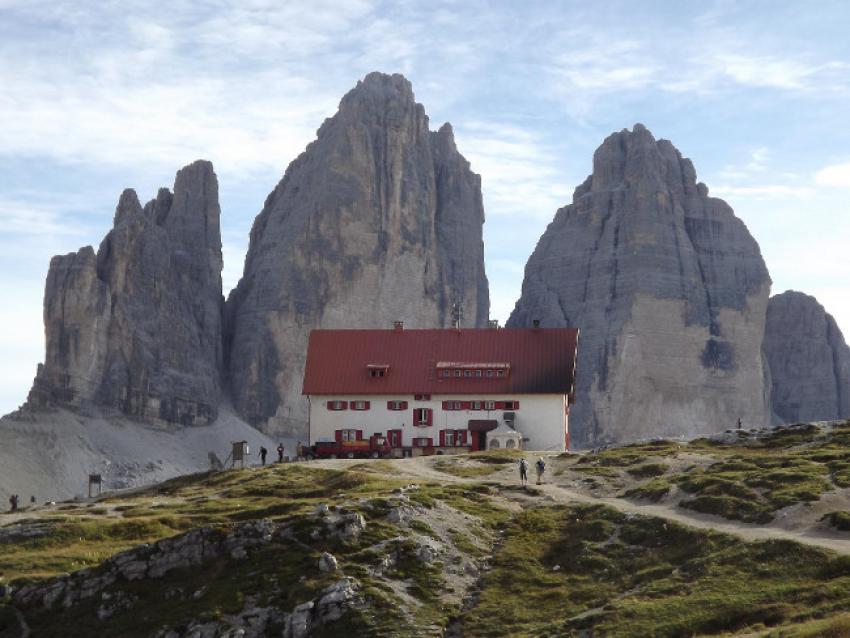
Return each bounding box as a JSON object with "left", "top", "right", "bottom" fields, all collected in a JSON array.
[
  {"left": 326, "top": 400, "right": 519, "bottom": 411},
  {"left": 368, "top": 368, "right": 509, "bottom": 379}
]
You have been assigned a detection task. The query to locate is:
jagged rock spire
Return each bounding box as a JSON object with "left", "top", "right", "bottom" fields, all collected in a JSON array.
[
  {"left": 226, "top": 72, "right": 489, "bottom": 434},
  {"left": 27, "top": 160, "right": 224, "bottom": 426}
]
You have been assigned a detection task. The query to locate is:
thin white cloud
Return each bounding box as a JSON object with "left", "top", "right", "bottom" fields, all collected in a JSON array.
[
  {"left": 455, "top": 122, "right": 574, "bottom": 220},
  {"left": 815, "top": 162, "right": 850, "bottom": 188},
  {"left": 711, "top": 184, "right": 813, "bottom": 199}
]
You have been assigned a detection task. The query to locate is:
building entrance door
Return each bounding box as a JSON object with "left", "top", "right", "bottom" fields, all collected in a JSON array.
[
  {"left": 387, "top": 429, "right": 402, "bottom": 448},
  {"left": 467, "top": 420, "right": 498, "bottom": 452}
]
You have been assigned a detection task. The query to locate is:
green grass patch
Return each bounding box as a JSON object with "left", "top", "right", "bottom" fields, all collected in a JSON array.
[
  {"left": 625, "top": 477, "right": 672, "bottom": 502},
  {"left": 823, "top": 511, "right": 850, "bottom": 532},
  {"left": 433, "top": 460, "right": 500, "bottom": 478},
  {"left": 461, "top": 503, "right": 850, "bottom": 638},
  {"left": 626, "top": 462, "right": 668, "bottom": 478}
]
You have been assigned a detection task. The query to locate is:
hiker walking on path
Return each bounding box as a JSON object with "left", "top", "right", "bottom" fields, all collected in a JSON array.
[
  {"left": 8, "top": 494, "right": 18, "bottom": 512},
  {"left": 260, "top": 446, "right": 268, "bottom": 466},
  {"left": 277, "top": 443, "right": 285, "bottom": 463},
  {"left": 535, "top": 457, "right": 546, "bottom": 485},
  {"left": 519, "top": 458, "right": 529, "bottom": 486}
]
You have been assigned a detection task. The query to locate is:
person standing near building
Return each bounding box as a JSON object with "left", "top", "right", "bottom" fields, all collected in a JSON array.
[
  {"left": 535, "top": 457, "right": 546, "bottom": 485},
  {"left": 296, "top": 441, "right": 304, "bottom": 461},
  {"left": 519, "top": 458, "right": 528, "bottom": 486},
  {"left": 277, "top": 443, "right": 285, "bottom": 463},
  {"left": 259, "top": 446, "right": 268, "bottom": 466}
]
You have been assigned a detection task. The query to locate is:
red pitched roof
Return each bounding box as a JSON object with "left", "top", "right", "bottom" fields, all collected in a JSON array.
[{"left": 302, "top": 328, "right": 579, "bottom": 401}]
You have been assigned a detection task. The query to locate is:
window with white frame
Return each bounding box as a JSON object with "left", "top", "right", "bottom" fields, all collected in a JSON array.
[
  {"left": 414, "top": 408, "right": 431, "bottom": 426},
  {"left": 341, "top": 429, "right": 358, "bottom": 442},
  {"left": 484, "top": 400, "right": 495, "bottom": 410}
]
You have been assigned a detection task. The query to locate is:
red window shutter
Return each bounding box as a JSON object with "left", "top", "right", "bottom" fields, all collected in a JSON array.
[
  {"left": 439, "top": 430, "right": 446, "bottom": 446},
  {"left": 427, "top": 437, "right": 433, "bottom": 447},
  {"left": 460, "top": 401, "right": 470, "bottom": 410},
  {"left": 387, "top": 401, "right": 393, "bottom": 410},
  {"left": 442, "top": 401, "right": 450, "bottom": 410},
  {"left": 495, "top": 401, "right": 505, "bottom": 409},
  {"left": 426, "top": 409, "right": 433, "bottom": 426},
  {"left": 364, "top": 401, "right": 370, "bottom": 410},
  {"left": 356, "top": 429, "right": 364, "bottom": 440},
  {"left": 513, "top": 401, "right": 519, "bottom": 409},
  {"left": 335, "top": 430, "right": 342, "bottom": 443},
  {"left": 402, "top": 401, "right": 408, "bottom": 410},
  {"left": 459, "top": 431, "right": 467, "bottom": 445}
]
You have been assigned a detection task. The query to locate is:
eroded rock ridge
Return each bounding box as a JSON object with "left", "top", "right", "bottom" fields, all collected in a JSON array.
[{"left": 26, "top": 161, "right": 224, "bottom": 426}]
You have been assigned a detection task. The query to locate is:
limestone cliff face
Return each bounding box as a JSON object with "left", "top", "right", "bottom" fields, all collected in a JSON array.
[
  {"left": 27, "top": 161, "right": 224, "bottom": 426},
  {"left": 508, "top": 124, "right": 772, "bottom": 446},
  {"left": 226, "top": 72, "right": 489, "bottom": 434},
  {"left": 764, "top": 291, "right": 850, "bottom": 423}
]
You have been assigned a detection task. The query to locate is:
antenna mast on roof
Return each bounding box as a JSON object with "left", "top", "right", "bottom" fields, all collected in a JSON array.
[{"left": 451, "top": 297, "right": 464, "bottom": 330}]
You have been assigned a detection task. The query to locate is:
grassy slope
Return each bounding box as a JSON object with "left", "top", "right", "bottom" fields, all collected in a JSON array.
[
  {"left": 463, "top": 504, "right": 850, "bottom": 638},
  {"left": 2, "top": 437, "right": 850, "bottom": 637},
  {"left": 0, "top": 464, "right": 508, "bottom": 637},
  {"left": 586, "top": 421, "right": 850, "bottom": 527}
]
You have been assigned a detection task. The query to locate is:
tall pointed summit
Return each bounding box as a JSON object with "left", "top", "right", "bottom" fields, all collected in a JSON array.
[
  {"left": 225, "top": 72, "right": 490, "bottom": 434},
  {"left": 508, "top": 124, "right": 772, "bottom": 446}
]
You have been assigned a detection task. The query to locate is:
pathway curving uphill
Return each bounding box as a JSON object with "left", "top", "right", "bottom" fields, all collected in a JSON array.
[{"left": 382, "top": 455, "right": 850, "bottom": 556}]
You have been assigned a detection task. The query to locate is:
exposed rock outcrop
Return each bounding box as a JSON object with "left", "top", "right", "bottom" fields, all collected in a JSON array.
[
  {"left": 26, "top": 161, "right": 224, "bottom": 426},
  {"left": 764, "top": 291, "right": 850, "bottom": 423},
  {"left": 226, "top": 72, "right": 489, "bottom": 435},
  {"left": 508, "top": 124, "right": 772, "bottom": 446}
]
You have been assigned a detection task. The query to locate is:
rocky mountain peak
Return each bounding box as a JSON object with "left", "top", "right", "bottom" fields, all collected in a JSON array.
[
  {"left": 509, "top": 124, "right": 771, "bottom": 445},
  {"left": 226, "top": 72, "right": 489, "bottom": 434},
  {"left": 26, "top": 161, "right": 224, "bottom": 426},
  {"left": 113, "top": 189, "right": 143, "bottom": 225},
  {"left": 764, "top": 290, "right": 850, "bottom": 423}
]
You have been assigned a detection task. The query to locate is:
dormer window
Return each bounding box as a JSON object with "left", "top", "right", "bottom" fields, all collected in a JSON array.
[{"left": 367, "top": 364, "right": 390, "bottom": 378}]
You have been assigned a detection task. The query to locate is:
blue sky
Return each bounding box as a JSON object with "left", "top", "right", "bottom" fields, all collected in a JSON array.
[{"left": 1, "top": 0, "right": 849, "bottom": 415}]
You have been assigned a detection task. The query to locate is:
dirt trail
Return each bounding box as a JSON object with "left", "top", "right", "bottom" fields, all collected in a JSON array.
[
  {"left": 536, "top": 482, "right": 850, "bottom": 555},
  {"left": 382, "top": 456, "right": 850, "bottom": 556}
]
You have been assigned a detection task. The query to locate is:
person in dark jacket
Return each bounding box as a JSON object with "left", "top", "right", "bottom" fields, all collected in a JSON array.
[
  {"left": 277, "top": 443, "right": 285, "bottom": 463},
  {"left": 535, "top": 457, "right": 546, "bottom": 484},
  {"left": 519, "top": 458, "right": 529, "bottom": 486},
  {"left": 260, "top": 446, "right": 268, "bottom": 466}
]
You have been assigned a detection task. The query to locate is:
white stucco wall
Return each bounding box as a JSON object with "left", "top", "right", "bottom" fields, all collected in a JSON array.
[{"left": 307, "top": 393, "right": 569, "bottom": 451}]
